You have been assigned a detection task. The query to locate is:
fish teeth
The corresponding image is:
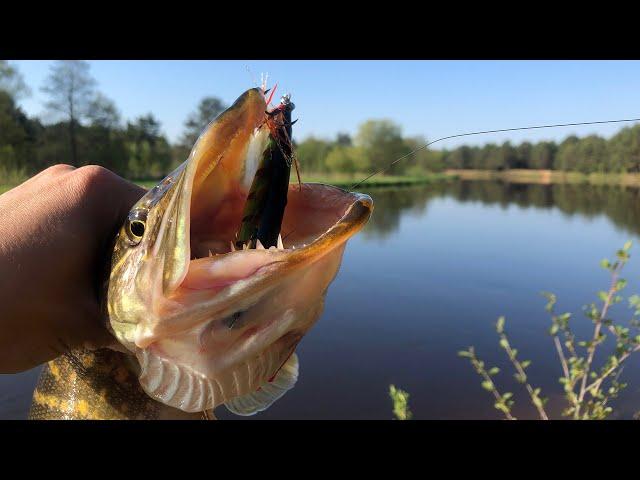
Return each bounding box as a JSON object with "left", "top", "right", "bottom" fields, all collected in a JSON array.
[
  {"left": 242, "top": 243, "right": 249, "bottom": 251},
  {"left": 229, "top": 241, "right": 236, "bottom": 252},
  {"left": 256, "top": 239, "right": 265, "bottom": 250},
  {"left": 277, "top": 234, "right": 284, "bottom": 250}
]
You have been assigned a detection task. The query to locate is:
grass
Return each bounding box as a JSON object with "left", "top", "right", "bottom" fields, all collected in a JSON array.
[
  {"left": 290, "top": 172, "right": 451, "bottom": 189},
  {"left": 1, "top": 174, "right": 447, "bottom": 196},
  {"left": 7, "top": 169, "right": 640, "bottom": 194},
  {"left": 134, "top": 173, "right": 451, "bottom": 190}
]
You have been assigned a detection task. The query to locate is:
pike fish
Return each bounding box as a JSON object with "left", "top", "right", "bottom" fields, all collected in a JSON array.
[{"left": 29, "top": 87, "right": 373, "bottom": 419}]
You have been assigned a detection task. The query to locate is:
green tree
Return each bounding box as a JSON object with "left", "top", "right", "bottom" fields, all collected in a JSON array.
[
  {"left": 83, "top": 94, "right": 128, "bottom": 175},
  {"left": 87, "top": 93, "right": 121, "bottom": 129},
  {"left": 448, "top": 145, "right": 472, "bottom": 169},
  {"left": 0, "top": 61, "right": 31, "bottom": 99},
  {"left": 554, "top": 135, "right": 580, "bottom": 171},
  {"left": 608, "top": 125, "right": 640, "bottom": 173},
  {"left": 336, "top": 132, "right": 352, "bottom": 147},
  {"left": 576, "top": 135, "right": 608, "bottom": 173},
  {"left": 530, "top": 141, "right": 557, "bottom": 169},
  {"left": 355, "top": 119, "right": 411, "bottom": 175},
  {"left": 41, "top": 60, "right": 97, "bottom": 165},
  {"left": 324, "top": 145, "right": 359, "bottom": 174},
  {"left": 181, "top": 97, "right": 227, "bottom": 147},
  {"left": 296, "top": 136, "right": 333, "bottom": 173},
  {"left": 515, "top": 141, "right": 533, "bottom": 169},
  {"left": 403, "top": 135, "right": 444, "bottom": 173},
  {"left": 0, "top": 91, "right": 41, "bottom": 178},
  {"left": 126, "top": 114, "right": 172, "bottom": 179}
]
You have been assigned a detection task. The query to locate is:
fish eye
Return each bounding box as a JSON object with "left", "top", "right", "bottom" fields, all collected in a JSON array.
[
  {"left": 126, "top": 211, "right": 147, "bottom": 245},
  {"left": 130, "top": 220, "right": 145, "bottom": 237}
]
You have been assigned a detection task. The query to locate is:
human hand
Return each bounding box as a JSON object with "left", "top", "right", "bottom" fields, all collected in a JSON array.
[{"left": 0, "top": 165, "right": 145, "bottom": 373}]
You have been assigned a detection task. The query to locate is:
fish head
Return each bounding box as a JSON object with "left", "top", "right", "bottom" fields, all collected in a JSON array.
[{"left": 107, "top": 87, "right": 373, "bottom": 413}]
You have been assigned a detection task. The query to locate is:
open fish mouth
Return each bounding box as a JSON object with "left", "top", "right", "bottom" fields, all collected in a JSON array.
[{"left": 107, "top": 88, "right": 373, "bottom": 414}]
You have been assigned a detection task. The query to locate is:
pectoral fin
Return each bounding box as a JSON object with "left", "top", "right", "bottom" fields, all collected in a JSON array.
[{"left": 224, "top": 353, "right": 299, "bottom": 416}]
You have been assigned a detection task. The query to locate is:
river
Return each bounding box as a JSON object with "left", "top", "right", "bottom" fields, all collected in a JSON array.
[{"left": 3, "top": 179, "right": 640, "bottom": 419}]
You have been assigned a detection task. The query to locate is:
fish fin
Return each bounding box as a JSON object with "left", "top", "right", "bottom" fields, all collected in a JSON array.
[{"left": 224, "top": 353, "right": 299, "bottom": 416}]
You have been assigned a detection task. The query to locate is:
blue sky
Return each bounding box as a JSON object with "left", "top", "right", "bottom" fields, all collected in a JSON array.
[{"left": 11, "top": 60, "right": 640, "bottom": 149}]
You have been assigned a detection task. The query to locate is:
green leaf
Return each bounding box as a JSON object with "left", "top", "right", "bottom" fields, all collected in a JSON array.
[
  {"left": 616, "top": 279, "right": 627, "bottom": 291},
  {"left": 521, "top": 360, "right": 531, "bottom": 369},
  {"left": 481, "top": 381, "right": 494, "bottom": 391},
  {"left": 458, "top": 350, "right": 472, "bottom": 358},
  {"left": 499, "top": 338, "right": 509, "bottom": 350},
  {"left": 624, "top": 240, "right": 633, "bottom": 252},
  {"left": 600, "top": 258, "right": 611, "bottom": 270},
  {"left": 598, "top": 291, "right": 609, "bottom": 302},
  {"left": 549, "top": 324, "right": 559, "bottom": 335},
  {"left": 488, "top": 367, "right": 500, "bottom": 376},
  {"left": 558, "top": 313, "right": 572, "bottom": 322},
  {"left": 542, "top": 291, "right": 557, "bottom": 312},
  {"left": 496, "top": 316, "right": 505, "bottom": 334}
]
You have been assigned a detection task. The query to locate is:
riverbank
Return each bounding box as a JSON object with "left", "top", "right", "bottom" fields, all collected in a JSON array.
[
  {"left": 1, "top": 174, "right": 447, "bottom": 195},
  {"left": 294, "top": 173, "right": 451, "bottom": 189},
  {"left": 134, "top": 173, "right": 452, "bottom": 190},
  {"left": 445, "top": 169, "right": 640, "bottom": 187},
  {"left": 6, "top": 169, "right": 640, "bottom": 195}
]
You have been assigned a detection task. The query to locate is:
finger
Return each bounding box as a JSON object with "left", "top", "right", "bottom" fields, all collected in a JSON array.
[{"left": 28, "top": 164, "right": 77, "bottom": 185}]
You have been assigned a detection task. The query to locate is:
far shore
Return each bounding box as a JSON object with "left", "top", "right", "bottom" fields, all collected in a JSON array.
[
  {"left": 5, "top": 169, "right": 640, "bottom": 195},
  {"left": 444, "top": 169, "right": 640, "bottom": 187}
]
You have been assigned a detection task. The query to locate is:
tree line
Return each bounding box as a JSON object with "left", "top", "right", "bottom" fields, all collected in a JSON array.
[
  {"left": 298, "top": 124, "right": 640, "bottom": 176},
  {"left": 0, "top": 60, "right": 225, "bottom": 181},
  {"left": 2, "top": 60, "right": 640, "bottom": 184}
]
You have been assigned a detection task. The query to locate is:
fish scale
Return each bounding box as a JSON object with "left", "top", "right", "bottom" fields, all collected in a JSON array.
[{"left": 29, "top": 349, "right": 203, "bottom": 420}]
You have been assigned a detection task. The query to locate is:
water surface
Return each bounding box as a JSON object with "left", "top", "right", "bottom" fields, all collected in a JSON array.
[{"left": 3, "top": 180, "right": 640, "bottom": 419}]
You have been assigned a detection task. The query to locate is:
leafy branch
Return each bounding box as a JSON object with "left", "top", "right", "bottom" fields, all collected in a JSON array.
[
  {"left": 460, "top": 242, "right": 640, "bottom": 420},
  {"left": 389, "top": 385, "right": 412, "bottom": 420}
]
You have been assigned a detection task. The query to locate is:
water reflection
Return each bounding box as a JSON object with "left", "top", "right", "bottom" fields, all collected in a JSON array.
[
  {"left": 4, "top": 179, "right": 640, "bottom": 419},
  {"left": 361, "top": 180, "right": 640, "bottom": 238}
]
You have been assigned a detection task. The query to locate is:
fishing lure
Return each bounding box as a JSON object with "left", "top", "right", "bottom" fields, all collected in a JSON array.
[{"left": 235, "top": 93, "right": 296, "bottom": 250}]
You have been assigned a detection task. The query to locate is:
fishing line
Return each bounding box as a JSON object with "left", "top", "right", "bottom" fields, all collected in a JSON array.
[{"left": 349, "top": 117, "right": 640, "bottom": 191}]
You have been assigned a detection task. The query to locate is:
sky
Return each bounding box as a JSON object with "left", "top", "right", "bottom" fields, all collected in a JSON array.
[{"left": 11, "top": 60, "right": 640, "bottom": 149}]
